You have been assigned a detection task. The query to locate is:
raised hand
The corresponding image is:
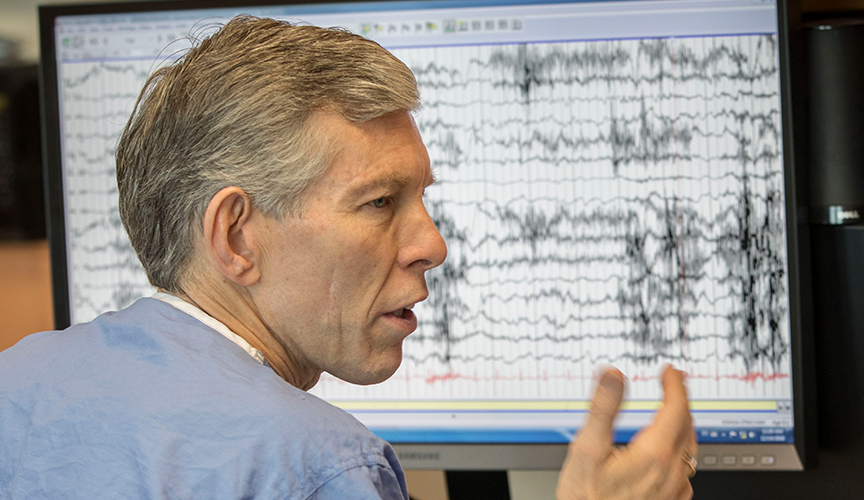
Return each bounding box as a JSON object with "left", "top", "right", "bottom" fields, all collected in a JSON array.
[{"left": 556, "top": 365, "right": 697, "bottom": 500}]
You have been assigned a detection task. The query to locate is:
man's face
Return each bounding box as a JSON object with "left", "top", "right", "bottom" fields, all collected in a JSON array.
[{"left": 252, "top": 110, "right": 447, "bottom": 387}]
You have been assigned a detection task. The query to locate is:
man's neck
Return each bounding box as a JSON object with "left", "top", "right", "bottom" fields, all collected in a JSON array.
[{"left": 173, "top": 279, "right": 322, "bottom": 391}]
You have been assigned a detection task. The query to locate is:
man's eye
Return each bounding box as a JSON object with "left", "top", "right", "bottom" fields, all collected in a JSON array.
[{"left": 370, "top": 197, "right": 388, "bottom": 208}]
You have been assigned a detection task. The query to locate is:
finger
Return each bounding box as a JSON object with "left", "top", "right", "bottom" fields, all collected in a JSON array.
[
  {"left": 626, "top": 365, "right": 694, "bottom": 479},
  {"left": 577, "top": 368, "right": 625, "bottom": 449},
  {"left": 686, "top": 407, "right": 698, "bottom": 463},
  {"left": 676, "top": 370, "right": 698, "bottom": 467},
  {"left": 677, "top": 369, "right": 698, "bottom": 468},
  {"left": 647, "top": 366, "right": 692, "bottom": 449},
  {"left": 660, "top": 365, "right": 690, "bottom": 418}
]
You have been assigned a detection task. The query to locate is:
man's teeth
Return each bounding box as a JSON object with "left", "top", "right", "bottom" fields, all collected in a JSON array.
[{"left": 392, "top": 304, "right": 415, "bottom": 318}]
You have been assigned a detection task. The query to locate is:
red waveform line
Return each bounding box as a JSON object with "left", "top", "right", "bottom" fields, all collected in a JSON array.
[
  {"left": 389, "top": 369, "right": 791, "bottom": 386},
  {"left": 316, "top": 369, "right": 790, "bottom": 387},
  {"left": 628, "top": 370, "right": 790, "bottom": 384},
  {"left": 389, "top": 370, "right": 594, "bottom": 385}
]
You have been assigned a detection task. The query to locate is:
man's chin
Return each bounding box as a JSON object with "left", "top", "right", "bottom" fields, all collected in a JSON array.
[{"left": 332, "top": 354, "right": 403, "bottom": 386}]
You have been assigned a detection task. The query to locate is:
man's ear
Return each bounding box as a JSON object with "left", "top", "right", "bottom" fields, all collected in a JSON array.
[{"left": 201, "top": 186, "right": 263, "bottom": 287}]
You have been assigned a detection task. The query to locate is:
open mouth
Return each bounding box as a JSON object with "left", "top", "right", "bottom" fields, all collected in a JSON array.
[
  {"left": 391, "top": 303, "right": 415, "bottom": 318},
  {"left": 385, "top": 303, "right": 418, "bottom": 333}
]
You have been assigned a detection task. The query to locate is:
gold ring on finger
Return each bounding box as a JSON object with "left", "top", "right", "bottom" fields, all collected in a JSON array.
[{"left": 683, "top": 450, "right": 697, "bottom": 478}]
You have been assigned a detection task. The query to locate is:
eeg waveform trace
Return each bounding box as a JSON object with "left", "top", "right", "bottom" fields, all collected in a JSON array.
[
  {"left": 59, "top": 33, "right": 791, "bottom": 404},
  {"left": 317, "top": 35, "right": 790, "bottom": 402}
]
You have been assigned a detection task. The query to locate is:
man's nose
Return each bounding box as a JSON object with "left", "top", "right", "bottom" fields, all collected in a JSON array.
[{"left": 400, "top": 202, "right": 447, "bottom": 273}]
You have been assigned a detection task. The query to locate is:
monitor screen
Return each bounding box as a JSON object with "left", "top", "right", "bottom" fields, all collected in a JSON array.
[{"left": 40, "top": 0, "right": 813, "bottom": 471}]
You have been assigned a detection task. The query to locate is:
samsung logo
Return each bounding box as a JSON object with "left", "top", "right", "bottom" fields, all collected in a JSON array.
[{"left": 399, "top": 452, "right": 441, "bottom": 461}]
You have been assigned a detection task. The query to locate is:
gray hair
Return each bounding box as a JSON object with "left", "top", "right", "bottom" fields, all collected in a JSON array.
[{"left": 116, "top": 15, "right": 420, "bottom": 292}]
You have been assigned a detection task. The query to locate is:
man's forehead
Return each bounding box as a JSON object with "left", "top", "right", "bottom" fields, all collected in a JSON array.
[{"left": 310, "top": 111, "right": 432, "bottom": 193}]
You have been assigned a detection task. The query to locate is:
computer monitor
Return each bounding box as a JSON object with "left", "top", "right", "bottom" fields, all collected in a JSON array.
[{"left": 39, "top": 0, "right": 814, "bottom": 471}]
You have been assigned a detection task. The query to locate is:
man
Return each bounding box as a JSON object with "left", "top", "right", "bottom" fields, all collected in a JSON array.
[{"left": 0, "top": 16, "right": 695, "bottom": 499}]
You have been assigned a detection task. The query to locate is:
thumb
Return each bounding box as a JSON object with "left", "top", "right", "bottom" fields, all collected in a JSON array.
[{"left": 579, "top": 368, "right": 625, "bottom": 447}]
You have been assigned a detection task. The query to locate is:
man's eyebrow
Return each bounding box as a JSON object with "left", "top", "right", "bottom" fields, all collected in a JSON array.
[{"left": 346, "top": 174, "right": 413, "bottom": 200}]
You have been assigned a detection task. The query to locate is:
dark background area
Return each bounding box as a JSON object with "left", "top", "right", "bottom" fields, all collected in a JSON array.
[{"left": 0, "top": 64, "right": 43, "bottom": 240}]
